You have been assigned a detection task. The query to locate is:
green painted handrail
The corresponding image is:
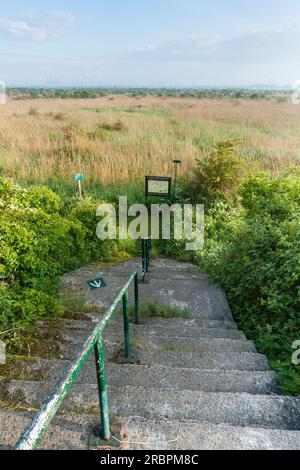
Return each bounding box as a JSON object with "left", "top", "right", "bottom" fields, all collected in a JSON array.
[{"left": 15, "top": 271, "right": 139, "bottom": 450}]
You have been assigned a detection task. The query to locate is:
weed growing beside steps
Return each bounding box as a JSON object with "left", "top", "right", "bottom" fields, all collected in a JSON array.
[
  {"left": 0, "top": 356, "right": 48, "bottom": 382},
  {"left": 58, "top": 293, "right": 99, "bottom": 320},
  {"left": 0, "top": 383, "right": 37, "bottom": 413},
  {"left": 128, "top": 302, "right": 191, "bottom": 321}
]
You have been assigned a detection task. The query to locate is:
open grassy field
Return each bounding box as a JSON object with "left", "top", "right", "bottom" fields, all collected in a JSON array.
[{"left": 0, "top": 95, "right": 299, "bottom": 186}]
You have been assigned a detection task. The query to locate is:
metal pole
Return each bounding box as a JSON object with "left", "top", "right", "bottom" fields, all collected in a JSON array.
[
  {"left": 123, "top": 291, "right": 130, "bottom": 358},
  {"left": 134, "top": 272, "right": 139, "bottom": 325},
  {"left": 174, "top": 165, "right": 178, "bottom": 192},
  {"left": 146, "top": 238, "right": 151, "bottom": 273},
  {"left": 173, "top": 160, "right": 181, "bottom": 193},
  {"left": 141, "top": 239, "right": 146, "bottom": 281},
  {"left": 94, "top": 337, "right": 111, "bottom": 441},
  {"left": 148, "top": 238, "right": 152, "bottom": 264}
]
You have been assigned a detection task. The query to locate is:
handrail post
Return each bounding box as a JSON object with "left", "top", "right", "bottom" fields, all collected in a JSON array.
[
  {"left": 123, "top": 291, "right": 130, "bottom": 358},
  {"left": 134, "top": 272, "right": 139, "bottom": 325},
  {"left": 147, "top": 237, "right": 152, "bottom": 271},
  {"left": 146, "top": 238, "right": 149, "bottom": 273},
  {"left": 141, "top": 239, "right": 146, "bottom": 280},
  {"left": 94, "top": 337, "right": 111, "bottom": 441}
]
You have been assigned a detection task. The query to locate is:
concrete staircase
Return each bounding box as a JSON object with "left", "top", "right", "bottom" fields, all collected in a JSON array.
[{"left": 0, "top": 259, "right": 299, "bottom": 450}]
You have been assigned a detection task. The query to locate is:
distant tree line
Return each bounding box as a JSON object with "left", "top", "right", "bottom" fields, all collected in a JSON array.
[{"left": 7, "top": 87, "right": 289, "bottom": 102}]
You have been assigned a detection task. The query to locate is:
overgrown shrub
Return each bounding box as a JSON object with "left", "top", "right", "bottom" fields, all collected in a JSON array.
[
  {"left": 196, "top": 171, "right": 300, "bottom": 394},
  {"left": 185, "top": 139, "right": 244, "bottom": 204},
  {"left": 70, "top": 197, "right": 134, "bottom": 261},
  {"left": 0, "top": 177, "right": 132, "bottom": 352},
  {"left": 28, "top": 107, "right": 39, "bottom": 116}
]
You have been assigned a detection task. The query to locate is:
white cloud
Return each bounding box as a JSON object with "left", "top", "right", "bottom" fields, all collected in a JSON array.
[
  {"left": 128, "top": 45, "right": 159, "bottom": 53},
  {"left": 126, "top": 27, "right": 300, "bottom": 63},
  {"left": 20, "top": 11, "right": 74, "bottom": 28},
  {"left": 0, "top": 11, "right": 74, "bottom": 42}
]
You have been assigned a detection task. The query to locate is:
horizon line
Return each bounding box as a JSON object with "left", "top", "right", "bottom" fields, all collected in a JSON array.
[{"left": 5, "top": 84, "right": 292, "bottom": 91}]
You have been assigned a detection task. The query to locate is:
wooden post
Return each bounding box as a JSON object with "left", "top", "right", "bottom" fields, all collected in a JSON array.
[{"left": 78, "top": 179, "right": 82, "bottom": 198}]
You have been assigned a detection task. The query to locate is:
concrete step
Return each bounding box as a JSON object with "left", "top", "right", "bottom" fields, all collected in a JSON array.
[
  {"left": 61, "top": 263, "right": 233, "bottom": 322},
  {"left": 137, "top": 277, "right": 233, "bottom": 321},
  {"left": 121, "top": 334, "right": 257, "bottom": 354},
  {"left": 5, "top": 382, "right": 300, "bottom": 430},
  {"left": 62, "top": 330, "right": 256, "bottom": 354},
  {"left": 58, "top": 317, "right": 239, "bottom": 331},
  {"left": 137, "top": 317, "right": 238, "bottom": 330},
  {"left": 21, "top": 359, "right": 278, "bottom": 394},
  {"left": 112, "top": 416, "right": 300, "bottom": 450},
  {"left": 85, "top": 324, "right": 246, "bottom": 340},
  {"left": 124, "top": 325, "right": 245, "bottom": 340},
  {"left": 133, "top": 350, "right": 270, "bottom": 371},
  {"left": 0, "top": 411, "right": 90, "bottom": 450},
  {"left": 59, "top": 339, "right": 119, "bottom": 362},
  {"left": 57, "top": 334, "right": 267, "bottom": 369},
  {"left": 2, "top": 411, "right": 300, "bottom": 450},
  {"left": 69, "top": 258, "right": 201, "bottom": 280}
]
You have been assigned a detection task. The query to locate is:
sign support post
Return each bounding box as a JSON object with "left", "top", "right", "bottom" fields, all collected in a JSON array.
[
  {"left": 78, "top": 179, "right": 82, "bottom": 198},
  {"left": 74, "top": 173, "right": 84, "bottom": 198},
  {"left": 173, "top": 160, "right": 182, "bottom": 193}
]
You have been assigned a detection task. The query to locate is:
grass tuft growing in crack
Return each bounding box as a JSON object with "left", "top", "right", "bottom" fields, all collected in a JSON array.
[{"left": 129, "top": 302, "right": 191, "bottom": 321}]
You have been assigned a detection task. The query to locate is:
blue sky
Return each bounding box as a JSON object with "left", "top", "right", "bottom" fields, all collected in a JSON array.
[{"left": 0, "top": 0, "right": 300, "bottom": 87}]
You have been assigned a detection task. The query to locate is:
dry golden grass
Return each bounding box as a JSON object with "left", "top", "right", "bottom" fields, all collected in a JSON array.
[{"left": 0, "top": 95, "right": 299, "bottom": 184}]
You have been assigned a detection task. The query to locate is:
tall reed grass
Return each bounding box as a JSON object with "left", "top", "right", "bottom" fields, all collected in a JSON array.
[{"left": 0, "top": 95, "right": 299, "bottom": 185}]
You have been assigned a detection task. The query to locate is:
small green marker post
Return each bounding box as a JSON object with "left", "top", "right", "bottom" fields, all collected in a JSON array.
[{"left": 74, "top": 173, "right": 84, "bottom": 198}]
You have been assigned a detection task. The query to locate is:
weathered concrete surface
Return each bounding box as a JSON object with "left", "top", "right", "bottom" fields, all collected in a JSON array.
[
  {"left": 62, "top": 329, "right": 250, "bottom": 347},
  {"left": 4, "top": 381, "right": 300, "bottom": 430},
  {"left": 1, "top": 411, "right": 300, "bottom": 450},
  {"left": 60, "top": 344, "right": 269, "bottom": 369},
  {"left": 10, "top": 360, "right": 278, "bottom": 394},
  {"left": 1, "top": 257, "right": 299, "bottom": 450},
  {"left": 61, "top": 258, "right": 233, "bottom": 321},
  {"left": 120, "top": 417, "right": 300, "bottom": 451},
  {"left": 62, "top": 317, "right": 239, "bottom": 331}
]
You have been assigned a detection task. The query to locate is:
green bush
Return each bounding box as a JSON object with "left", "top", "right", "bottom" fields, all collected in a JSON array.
[
  {"left": 0, "top": 177, "right": 132, "bottom": 351},
  {"left": 25, "top": 185, "right": 61, "bottom": 213},
  {"left": 70, "top": 197, "right": 134, "bottom": 261},
  {"left": 184, "top": 139, "right": 244, "bottom": 204},
  {"left": 239, "top": 171, "right": 300, "bottom": 221},
  {"left": 196, "top": 171, "right": 300, "bottom": 394}
]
